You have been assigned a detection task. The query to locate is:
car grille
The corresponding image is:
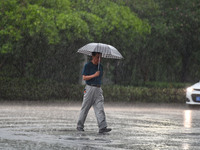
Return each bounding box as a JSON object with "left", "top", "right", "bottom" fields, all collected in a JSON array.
[
  {"left": 192, "top": 94, "right": 200, "bottom": 102},
  {"left": 194, "top": 89, "right": 200, "bottom": 91}
]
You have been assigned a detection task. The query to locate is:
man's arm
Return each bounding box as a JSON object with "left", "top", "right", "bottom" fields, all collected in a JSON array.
[{"left": 83, "top": 71, "right": 100, "bottom": 81}]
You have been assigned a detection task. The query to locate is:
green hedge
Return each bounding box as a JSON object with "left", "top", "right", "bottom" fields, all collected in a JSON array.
[
  {"left": 103, "top": 85, "right": 185, "bottom": 103},
  {"left": 0, "top": 77, "right": 83, "bottom": 101},
  {"left": 0, "top": 77, "right": 186, "bottom": 103}
]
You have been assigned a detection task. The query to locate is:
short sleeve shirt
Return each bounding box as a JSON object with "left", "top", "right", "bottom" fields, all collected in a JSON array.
[{"left": 82, "top": 62, "right": 103, "bottom": 85}]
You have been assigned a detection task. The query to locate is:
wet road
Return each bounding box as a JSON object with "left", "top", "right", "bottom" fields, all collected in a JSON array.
[{"left": 0, "top": 102, "right": 200, "bottom": 150}]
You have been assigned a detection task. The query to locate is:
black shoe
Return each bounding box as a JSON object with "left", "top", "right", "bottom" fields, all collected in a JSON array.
[
  {"left": 99, "top": 127, "right": 112, "bottom": 133},
  {"left": 77, "top": 127, "right": 84, "bottom": 131}
]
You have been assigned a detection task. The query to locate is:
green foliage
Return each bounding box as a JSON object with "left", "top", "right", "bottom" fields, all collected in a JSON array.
[
  {"left": 1, "top": 0, "right": 200, "bottom": 91},
  {"left": 0, "top": 0, "right": 21, "bottom": 53},
  {"left": 143, "top": 81, "right": 190, "bottom": 88},
  {"left": 0, "top": 0, "right": 150, "bottom": 85},
  {"left": 70, "top": 0, "right": 151, "bottom": 85},
  {"left": 71, "top": 0, "right": 150, "bottom": 42},
  {"left": 116, "top": 0, "right": 200, "bottom": 84},
  {"left": 0, "top": 77, "right": 83, "bottom": 100},
  {"left": 103, "top": 85, "right": 185, "bottom": 103},
  {"left": 160, "top": 0, "right": 200, "bottom": 82},
  {"left": 0, "top": 77, "right": 186, "bottom": 103}
]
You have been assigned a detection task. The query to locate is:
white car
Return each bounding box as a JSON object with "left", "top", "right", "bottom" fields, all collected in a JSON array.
[{"left": 186, "top": 81, "right": 200, "bottom": 105}]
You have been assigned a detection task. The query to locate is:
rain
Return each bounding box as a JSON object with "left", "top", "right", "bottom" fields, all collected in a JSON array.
[{"left": 1, "top": 0, "right": 200, "bottom": 150}]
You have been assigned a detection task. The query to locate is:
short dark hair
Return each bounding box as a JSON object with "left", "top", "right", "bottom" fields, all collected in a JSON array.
[{"left": 92, "top": 52, "right": 101, "bottom": 56}]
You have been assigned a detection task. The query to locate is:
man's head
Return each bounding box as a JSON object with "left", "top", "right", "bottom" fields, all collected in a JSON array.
[{"left": 92, "top": 52, "right": 102, "bottom": 65}]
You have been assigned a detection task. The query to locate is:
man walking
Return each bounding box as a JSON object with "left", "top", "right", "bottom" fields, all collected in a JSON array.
[{"left": 77, "top": 52, "right": 112, "bottom": 133}]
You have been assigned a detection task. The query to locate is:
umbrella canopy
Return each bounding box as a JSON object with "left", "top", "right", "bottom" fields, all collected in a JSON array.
[{"left": 77, "top": 43, "right": 123, "bottom": 59}]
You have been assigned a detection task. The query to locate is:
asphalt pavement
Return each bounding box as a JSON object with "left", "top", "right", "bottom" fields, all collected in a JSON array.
[{"left": 0, "top": 101, "right": 200, "bottom": 150}]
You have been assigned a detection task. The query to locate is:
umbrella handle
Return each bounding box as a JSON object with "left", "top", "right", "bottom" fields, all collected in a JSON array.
[{"left": 98, "top": 56, "right": 101, "bottom": 70}]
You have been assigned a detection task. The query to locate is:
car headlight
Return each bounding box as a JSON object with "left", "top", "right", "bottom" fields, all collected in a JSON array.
[{"left": 187, "top": 87, "right": 193, "bottom": 92}]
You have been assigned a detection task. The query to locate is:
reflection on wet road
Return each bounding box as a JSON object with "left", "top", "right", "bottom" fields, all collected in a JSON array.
[
  {"left": 0, "top": 102, "right": 200, "bottom": 150},
  {"left": 184, "top": 110, "right": 192, "bottom": 128}
]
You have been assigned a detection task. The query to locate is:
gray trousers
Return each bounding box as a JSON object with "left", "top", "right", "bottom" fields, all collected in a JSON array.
[{"left": 77, "top": 85, "right": 107, "bottom": 130}]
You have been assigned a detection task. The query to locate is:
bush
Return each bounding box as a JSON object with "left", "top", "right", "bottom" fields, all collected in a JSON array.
[
  {"left": 143, "top": 81, "right": 190, "bottom": 88},
  {"left": 103, "top": 85, "right": 186, "bottom": 103},
  {"left": 0, "top": 77, "right": 186, "bottom": 103},
  {"left": 0, "top": 77, "right": 83, "bottom": 101}
]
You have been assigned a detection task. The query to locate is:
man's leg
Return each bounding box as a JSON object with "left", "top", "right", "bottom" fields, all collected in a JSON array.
[
  {"left": 93, "top": 88, "right": 107, "bottom": 129},
  {"left": 77, "top": 85, "right": 94, "bottom": 130}
]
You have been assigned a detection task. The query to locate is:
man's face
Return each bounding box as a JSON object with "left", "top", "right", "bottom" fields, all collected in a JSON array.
[{"left": 92, "top": 53, "right": 101, "bottom": 65}]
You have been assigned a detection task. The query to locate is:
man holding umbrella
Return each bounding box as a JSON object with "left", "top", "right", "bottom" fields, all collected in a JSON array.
[
  {"left": 77, "top": 52, "right": 111, "bottom": 133},
  {"left": 77, "top": 43, "right": 123, "bottom": 133}
]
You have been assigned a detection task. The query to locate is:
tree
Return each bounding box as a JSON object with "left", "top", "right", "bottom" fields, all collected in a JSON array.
[
  {"left": 0, "top": 0, "right": 89, "bottom": 81},
  {"left": 158, "top": 0, "right": 200, "bottom": 82},
  {"left": 122, "top": 0, "right": 200, "bottom": 83},
  {"left": 1, "top": 0, "right": 150, "bottom": 85},
  {"left": 71, "top": 0, "right": 151, "bottom": 84}
]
